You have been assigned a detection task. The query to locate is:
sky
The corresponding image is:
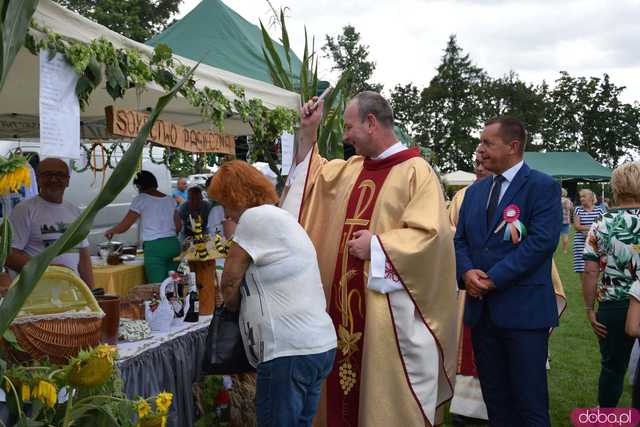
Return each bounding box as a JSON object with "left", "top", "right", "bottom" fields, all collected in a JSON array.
[{"left": 178, "top": 0, "right": 640, "bottom": 103}]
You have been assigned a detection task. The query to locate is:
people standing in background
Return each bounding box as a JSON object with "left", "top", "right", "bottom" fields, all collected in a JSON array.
[
  {"left": 172, "top": 177, "right": 188, "bottom": 205},
  {"left": 6, "top": 158, "right": 94, "bottom": 287},
  {"left": 448, "top": 147, "right": 492, "bottom": 426},
  {"left": 106, "top": 171, "right": 181, "bottom": 283},
  {"left": 560, "top": 188, "right": 574, "bottom": 255},
  {"left": 582, "top": 162, "right": 640, "bottom": 408},
  {"left": 178, "top": 186, "right": 211, "bottom": 241},
  {"left": 205, "top": 175, "right": 225, "bottom": 238},
  {"left": 573, "top": 189, "right": 606, "bottom": 278}
]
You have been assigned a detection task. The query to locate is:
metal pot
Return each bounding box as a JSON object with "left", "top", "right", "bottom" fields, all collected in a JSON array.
[
  {"left": 98, "top": 241, "right": 123, "bottom": 254},
  {"left": 98, "top": 241, "right": 124, "bottom": 264}
]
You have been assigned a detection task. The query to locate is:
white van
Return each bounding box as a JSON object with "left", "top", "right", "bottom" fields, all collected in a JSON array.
[{"left": 0, "top": 140, "right": 172, "bottom": 254}]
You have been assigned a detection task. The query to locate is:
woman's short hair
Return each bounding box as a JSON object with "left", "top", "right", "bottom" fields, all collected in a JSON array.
[
  {"left": 133, "top": 170, "right": 158, "bottom": 191},
  {"left": 579, "top": 188, "right": 596, "bottom": 203},
  {"left": 611, "top": 161, "right": 640, "bottom": 203},
  {"left": 208, "top": 160, "right": 279, "bottom": 210},
  {"left": 561, "top": 188, "right": 568, "bottom": 197}
]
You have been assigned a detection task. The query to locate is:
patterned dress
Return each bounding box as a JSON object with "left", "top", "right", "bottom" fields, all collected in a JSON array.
[
  {"left": 573, "top": 206, "right": 606, "bottom": 272},
  {"left": 583, "top": 208, "right": 640, "bottom": 301}
]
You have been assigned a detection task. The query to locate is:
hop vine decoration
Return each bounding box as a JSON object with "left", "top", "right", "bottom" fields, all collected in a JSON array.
[{"left": 0, "top": 154, "right": 31, "bottom": 195}]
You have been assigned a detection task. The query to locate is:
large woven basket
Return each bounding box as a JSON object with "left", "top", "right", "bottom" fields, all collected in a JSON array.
[
  {"left": 10, "top": 318, "right": 102, "bottom": 364},
  {"left": 7, "top": 266, "right": 104, "bottom": 363}
]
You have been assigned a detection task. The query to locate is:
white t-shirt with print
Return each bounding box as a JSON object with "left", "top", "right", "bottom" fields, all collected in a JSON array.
[
  {"left": 234, "top": 204, "right": 337, "bottom": 366},
  {"left": 130, "top": 193, "right": 177, "bottom": 242},
  {"left": 10, "top": 196, "right": 88, "bottom": 274}
]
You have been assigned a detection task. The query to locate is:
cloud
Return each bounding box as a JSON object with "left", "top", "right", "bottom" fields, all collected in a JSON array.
[{"left": 178, "top": 0, "right": 640, "bottom": 101}]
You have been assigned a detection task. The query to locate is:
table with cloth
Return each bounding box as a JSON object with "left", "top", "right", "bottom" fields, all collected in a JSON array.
[
  {"left": 117, "top": 316, "right": 212, "bottom": 427},
  {"left": 92, "top": 261, "right": 145, "bottom": 296}
]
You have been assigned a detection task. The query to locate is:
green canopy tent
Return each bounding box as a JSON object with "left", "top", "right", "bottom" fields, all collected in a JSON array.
[
  {"left": 147, "top": 0, "right": 303, "bottom": 86},
  {"left": 524, "top": 152, "right": 612, "bottom": 182}
]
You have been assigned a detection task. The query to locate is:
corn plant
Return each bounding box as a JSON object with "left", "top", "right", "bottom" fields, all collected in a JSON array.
[{"left": 260, "top": 9, "right": 350, "bottom": 160}]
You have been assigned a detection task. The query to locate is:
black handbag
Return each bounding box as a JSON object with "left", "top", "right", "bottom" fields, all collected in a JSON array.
[{"left": 202, "top": 303, "right": 255, "bottom": 375}]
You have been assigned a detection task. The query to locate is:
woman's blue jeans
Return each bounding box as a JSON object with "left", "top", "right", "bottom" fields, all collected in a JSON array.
[{"left": 255, "top": 348, "right": 336, "bottom": 427}]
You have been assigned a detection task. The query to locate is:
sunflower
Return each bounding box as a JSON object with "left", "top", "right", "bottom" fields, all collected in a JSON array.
[
  {"left": 32, "top": 380, "right": 57, "bottom": 408},
  {"left": 155, "top": 392, "right": 173, "bottom": 414},
  {"left": 0, "top": 155, "right": 30, "bottom": 196},
  {"left": 66, "top": 344, "right": 117, "bottom": 387},
  {"left": 136, "top": 399, "right": 152, "bottom": 419}
]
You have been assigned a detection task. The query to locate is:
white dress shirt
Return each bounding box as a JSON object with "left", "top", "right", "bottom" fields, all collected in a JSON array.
[{"left": 495, "top": 160, "right": 524, "bottom": 204}]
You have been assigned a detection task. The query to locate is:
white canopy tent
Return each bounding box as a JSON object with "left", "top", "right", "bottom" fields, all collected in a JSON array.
[
  {"left": 0, "top": 0, "right": 300, "bottom": 137},
  {"left": 443, "top": 170, "right": 475, "bottom": 186}
]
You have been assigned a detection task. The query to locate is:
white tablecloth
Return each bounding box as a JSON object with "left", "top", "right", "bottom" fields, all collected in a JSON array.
[{"left": 117, "top": 315, "right": 212, "bottom": 361}]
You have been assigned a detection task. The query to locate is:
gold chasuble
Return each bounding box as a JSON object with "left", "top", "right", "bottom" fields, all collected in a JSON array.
[{"left": 296, "top": 146, "right": 457, "bottom": 427}]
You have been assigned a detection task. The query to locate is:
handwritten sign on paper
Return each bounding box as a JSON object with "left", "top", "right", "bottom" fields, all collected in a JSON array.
[
  {"left": 280, "top": 131, "right": 294, "bottom": 175},
  {"left": 39, "top": 51, "right": 81, "bottom": 159}
]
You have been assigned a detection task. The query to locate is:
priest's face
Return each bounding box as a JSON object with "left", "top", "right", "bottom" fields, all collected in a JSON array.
[{"left": 342, "top": 101, "right": 374, "bottom": 157}]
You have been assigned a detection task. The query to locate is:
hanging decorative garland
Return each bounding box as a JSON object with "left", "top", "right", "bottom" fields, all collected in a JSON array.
[
  {"left": 70, "top": 144, "right": 92, "bottom": 173},
  {"left": 107, "top": 142, "right": 126, "bottom": 169},
  {"left": 88, "top": 143, "right": 109, "bottom": 173},
  {"left": 148, "top": 143, "right": 167, "bottom": 165},
  {"left": 25, "top": 24, "right": 298, "bottom": 179}
]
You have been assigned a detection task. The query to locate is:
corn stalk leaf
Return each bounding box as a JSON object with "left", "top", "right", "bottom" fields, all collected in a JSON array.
[
  {"left": 0, "top": 0, "right": 38, "bottom": 91},
  {"left": 0, "top": 215, "right": 11, "bottom": 268},
  {"left": 279, "top": 9, "right": 292, "bottom": 76},
  {"left": 317, "top": 69, "right": 351, "bottom": 158},
  {"left": 261, "top": 46, "right": 284, "bottom": 88},
  {"left": 0, "top": 64, "right": 198, "bottom": 337},
  {"left": 259, "top": 20, "right": 292, "bottom": 90}
]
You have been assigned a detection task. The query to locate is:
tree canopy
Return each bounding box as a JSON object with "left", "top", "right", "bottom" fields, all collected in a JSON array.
[{"left": 54, "top": 0, "right": 182, "bottom": 42}]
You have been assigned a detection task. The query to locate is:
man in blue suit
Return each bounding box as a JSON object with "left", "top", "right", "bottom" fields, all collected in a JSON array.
[{"left": 454, "top": 116, "right": 561, "bottom": 427}]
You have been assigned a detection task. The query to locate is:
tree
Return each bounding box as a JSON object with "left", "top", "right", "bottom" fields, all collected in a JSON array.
[
  {"left": 416, "top": 35, "right": 488, "bottom": 172},
  {"left": 323, "top": 25, "right": 383, "bottom": 95},
  {"left": 480, "top": 71, "right": 547, "bottom": 150},
  {"left": 540, "top": 72, "right": 640, "bottom": 167},
  {"left": 54, "top": 0, "right": 183, "bottom": 42},
  {"left": 389, "top": 82, "right": 421, "bottom": 136}
]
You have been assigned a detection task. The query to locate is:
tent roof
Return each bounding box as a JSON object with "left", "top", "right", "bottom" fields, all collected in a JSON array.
[
  {"left": 443, "top": 170, "right": 475, "bottom": 186},
  {"left": 0, "top": 0, "right": 300, "bottom": 137},
  {"left": 524, "top": 152, "right": 612, "bottom": 182},
  {"left": 147, "top": 0, "right": 302, "bottom": 86}
]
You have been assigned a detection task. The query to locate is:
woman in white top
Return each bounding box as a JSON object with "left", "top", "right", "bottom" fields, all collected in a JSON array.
[
  {"left": 105, "top": 171, "right": 181, "bottom": 283},
  {"left": 208, "top": 160, "right": 337, "bottom": 427}
]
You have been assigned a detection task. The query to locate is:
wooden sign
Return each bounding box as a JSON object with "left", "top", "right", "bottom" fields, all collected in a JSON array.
[{"left": 105, "top": 106, "right": 235, "bottom": 155}]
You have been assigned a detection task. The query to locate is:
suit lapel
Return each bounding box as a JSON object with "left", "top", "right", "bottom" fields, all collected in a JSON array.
[{"left": 486, "top": 163, "right": 531, "bottom": 240}]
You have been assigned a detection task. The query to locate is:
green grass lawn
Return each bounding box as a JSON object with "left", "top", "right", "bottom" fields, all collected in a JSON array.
[{"left": 444, "top": 232, "right": 633, "bottom": 426}]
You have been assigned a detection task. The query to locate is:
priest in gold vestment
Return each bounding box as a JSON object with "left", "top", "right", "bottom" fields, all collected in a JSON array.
[{"left": 282, "top": 91, "right": 457, "bottom": 427}]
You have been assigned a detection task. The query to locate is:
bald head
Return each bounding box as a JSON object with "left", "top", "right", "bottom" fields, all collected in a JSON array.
[
  {"left": 38, "top": 158, "right": 69, "bottom": 176},
  {"left": 37, "top": 158, "right": 70, "bottom": 203}
]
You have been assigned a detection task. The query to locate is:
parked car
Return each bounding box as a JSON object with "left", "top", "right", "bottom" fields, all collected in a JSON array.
[{"left": 0, "top": 140, "right": 172, "bottom": 254}]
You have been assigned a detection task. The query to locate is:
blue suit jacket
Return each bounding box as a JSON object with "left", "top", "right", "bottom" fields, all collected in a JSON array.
[{"left": 454, "top": 163, "right": 562, "bottom": 330}]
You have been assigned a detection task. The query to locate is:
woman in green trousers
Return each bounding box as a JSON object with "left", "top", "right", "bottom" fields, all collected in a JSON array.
[
  {"left": 106, "top": 171, "right": 181, "bottom": 283},
  {"left": 584, "top": 161, "right": 640, "bottom": 408}
]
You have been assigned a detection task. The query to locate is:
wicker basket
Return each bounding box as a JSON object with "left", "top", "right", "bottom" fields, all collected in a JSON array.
[
  {"left": 10, "top": 317, "right": 102, "bottom": 364},
  {"left": 6, "top": 266, "right": 104, "bottom": 363}
]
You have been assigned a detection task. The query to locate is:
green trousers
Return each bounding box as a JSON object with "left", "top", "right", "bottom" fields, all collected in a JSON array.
[
  {"left": 597, "top": 299, "right": 635, "bottom": 407},
  {"left": 142, "top": 236, "right": 180, "bottom": 283}
]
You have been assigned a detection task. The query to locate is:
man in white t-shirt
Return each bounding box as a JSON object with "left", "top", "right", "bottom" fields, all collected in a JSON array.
[{"left": 6, "top": 158, "right": 94, "bottom": 287}]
